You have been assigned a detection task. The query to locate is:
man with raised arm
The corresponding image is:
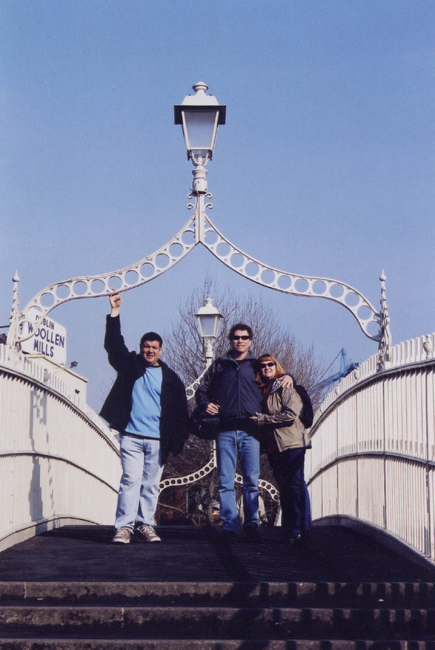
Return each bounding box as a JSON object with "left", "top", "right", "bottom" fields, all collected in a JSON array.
[
  {"left": 195, "top": 323, "right": 292, "bottom": 542},
  {"left": 100, "top": 293, "right": 189, "bottom": 544}
]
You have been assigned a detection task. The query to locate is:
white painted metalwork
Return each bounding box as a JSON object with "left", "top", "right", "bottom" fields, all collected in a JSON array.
[
  {"left": 377, "top": 270, "right": 393, "bottom": 369},
  {"left": 184, "top": 366, "right": 209, "bottom": 402},
  {"left": 2, "top": 329, "right": 433, "bottom": 554},
  {"left": 159, "top": 370, "right": 216, "bottom": 493},
  {"left": 2, "top": 82, "right": 401, "bottom": 541},
  {"left": 195, "top": 297, "right": 223, "bottom": 364},
  {"left": 306, "top": 332, "right": 435, "bottom": 564},
  {"left": 174, "top": 81, "right": 226, "bottom": 162},
  {"left": 0, "top": 345, "right": 121, "bottom": 551},
  {"left": 235, "top": 474, "right": 280, "bottom": 503},
  {"left": 8, "top": 82, "right": 388, "bottom": 358},
  {"left": 159, "top": 455, "right": 216, "bottom": 493},
  {"left": 13, "top": 199, "right": 384, "bottom": 346},
  {"left": 15, "top": 216, "right": 196, "bottom": 342},
  {"left": 160, "top": 364, "right": 279, "bottom": 504},
  {"left": 200, "top": 212, "right": 381, "bottom": 341},
  {"left": 6, "top": 272, "right": 20, "bottom": 349}
]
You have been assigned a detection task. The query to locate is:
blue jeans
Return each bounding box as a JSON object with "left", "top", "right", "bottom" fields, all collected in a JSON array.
[
  {"left": 216, "top": 429, "right": 260, "bottom": 531},
  {"left": 268, "top": 448, "right": 311, "bottom": 536},
  {"left": 115, "top": 434, "right": 164, "bottom": 530}
]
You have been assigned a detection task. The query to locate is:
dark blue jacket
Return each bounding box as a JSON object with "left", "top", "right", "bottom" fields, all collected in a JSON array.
[
  {"left": 100, "top": 315, "right": 189, "bottom": 463},
  {"left": 195, "top": 351, "right": 262, "bottom": 431}
]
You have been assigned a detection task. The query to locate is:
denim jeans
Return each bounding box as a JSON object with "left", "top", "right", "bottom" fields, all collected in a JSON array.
[
  {"left": 115, "top": 434, "right": 164, "bottom": 530},
  {"left": 216, "top": 429, "right": 260, "bottom": 531},
  {"left": 268, "top": 447, "right": 311, "bottom": 536}
]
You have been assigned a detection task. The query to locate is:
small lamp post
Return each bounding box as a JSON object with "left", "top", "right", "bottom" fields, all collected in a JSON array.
[
  {"left": 195, "top": 297, "right": 223, "bottom": 367},
  {"left": 174, "top": 82, "right": 226, "bottom": 195}
]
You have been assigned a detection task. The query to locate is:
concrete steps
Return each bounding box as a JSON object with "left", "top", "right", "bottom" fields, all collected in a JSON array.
[
  {"left": 0, "top": 580, "right": 434, "bottom": 607},
  {"left": 0, "top": 641, "right": 434, "bottom": 650},
  {"left": 0, "top": 581, "right": 433, "bottom": 648},
  {"left": 0, "top": 525, "right": 434, "bottom": 648}
]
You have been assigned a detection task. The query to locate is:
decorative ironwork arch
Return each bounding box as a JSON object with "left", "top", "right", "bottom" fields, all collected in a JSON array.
[
  {"left": 6, "top": 83, "right": 393, "bottom": 516},
  {"left": 11, "top": 191, "right": 387, "bottom": 350}
]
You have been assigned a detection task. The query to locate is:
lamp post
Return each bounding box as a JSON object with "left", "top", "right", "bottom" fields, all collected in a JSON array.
[
  {"left": 174, "top": 82, "right": 226, "bottom": 246},
  {"left": 13, "top": 82, "right": 386, "bottom": 368},
  {"left": 195, "top": 297, "right": 223, "bottom": 367}
]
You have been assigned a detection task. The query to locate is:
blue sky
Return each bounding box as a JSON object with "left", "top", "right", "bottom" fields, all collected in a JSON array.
[{"left": 1, "top": 1, "right": 434, "bottom": 410}]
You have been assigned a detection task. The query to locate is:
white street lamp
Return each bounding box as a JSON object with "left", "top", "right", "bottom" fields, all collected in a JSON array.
[
  {"left": 195, "top": 297, "right": 223, "bottom": 366},
  {"left": 174, "top": 81, "right": 226, "bottom": 163},
  {"left": 174, "top": 82, "right": 226, "bottom": 195}
]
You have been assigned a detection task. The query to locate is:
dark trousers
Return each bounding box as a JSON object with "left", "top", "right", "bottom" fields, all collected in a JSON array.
[{"left": 268, "top": 447, "right": 311, "bottom": 536}]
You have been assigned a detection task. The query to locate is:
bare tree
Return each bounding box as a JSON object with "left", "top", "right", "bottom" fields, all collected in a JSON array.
[{"left": 164, "top": 279, "right": 325, "bottom": 397}]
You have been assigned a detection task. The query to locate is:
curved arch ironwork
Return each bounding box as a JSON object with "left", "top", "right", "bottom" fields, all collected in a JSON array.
[
  {"left": 200, "top": 211, "right": 381, "bottom": 341},
  {"left": 6, "top": 166, "right": 391, "bottom": 510},
  {"left": 15, "top": 215, "right": 197, "bottom": 342},
  {"left": 12, "top": 192, "right": 383, "bottom": 347},
  {"left": 5, "top": 81, "right": 393, "bottom": 525}
]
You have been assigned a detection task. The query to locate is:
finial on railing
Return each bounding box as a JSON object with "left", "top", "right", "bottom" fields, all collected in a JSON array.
[
  {"left": 378, "top": 269, "right": 392, "bottom": 370},
  {"left": 423, "top": 335, "right": 434, "bottom": 359},
  {"left": 6, "top": 272, "right": 21, "bottom": 351}
]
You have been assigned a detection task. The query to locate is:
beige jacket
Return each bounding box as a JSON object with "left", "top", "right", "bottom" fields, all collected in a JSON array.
[{"left": 256, "top": 382, "right": 311, "bottom": 452}]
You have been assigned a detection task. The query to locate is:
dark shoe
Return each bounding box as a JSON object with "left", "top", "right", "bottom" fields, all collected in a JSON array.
[
  {"left": 243, "top": 523, "right": 260, "bottom": 544},
  {"left": 292, "top": 530, "right": 311, "bottom": 549}
]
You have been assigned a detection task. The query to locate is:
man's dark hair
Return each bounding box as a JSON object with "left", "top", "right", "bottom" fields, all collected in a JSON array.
[
  {"left": 228, "top": 323, "right": 253, "bottom": 341},
  {"left": 140, "top": 331, "right": 163, "bottom": 348}
]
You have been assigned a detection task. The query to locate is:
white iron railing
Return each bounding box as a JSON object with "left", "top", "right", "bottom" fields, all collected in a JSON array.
[
  {"left": 2, "top": 331, "right": 434, "bottom": 559},
  {"left": 0, "top": 345, "right": 121, "bottom": 551},
  {"left": 306, "top": 332, "right": 435, "bottom": 564}
]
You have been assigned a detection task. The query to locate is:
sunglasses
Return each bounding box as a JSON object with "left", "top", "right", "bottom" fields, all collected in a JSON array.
[
  {"left": 232, "top": 335, "right": 250, "bottom": 341},
  {"left": 260, "top": 362, "right": 275, "bottom": 369}
]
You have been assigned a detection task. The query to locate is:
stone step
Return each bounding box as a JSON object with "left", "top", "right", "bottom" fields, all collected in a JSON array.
[
  {"left": 1, "top": 581, "right": 434, "bottom": 608},
  {"left": 0, "top": 640, "right": 433, "bottom": 650},
  {"left": 0, "top": 604, "right": 433, "bottom": 639}
]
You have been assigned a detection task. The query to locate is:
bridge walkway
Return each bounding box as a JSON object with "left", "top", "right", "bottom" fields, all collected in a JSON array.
[
  {"left": 0, "top": 523, "right": 433, "bottom": 583},
  {"left": 0, "top": 524, "right": 434, "bottom": 648}
]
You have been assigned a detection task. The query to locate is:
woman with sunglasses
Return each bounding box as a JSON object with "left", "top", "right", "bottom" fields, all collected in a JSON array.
[{"left": 250, "top": 353, "right": 311, "bottom": 545}]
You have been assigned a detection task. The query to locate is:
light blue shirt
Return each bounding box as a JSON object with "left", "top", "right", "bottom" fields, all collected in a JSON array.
[{"left": 125, "top": 366, "right": 163, "bottom": 438}]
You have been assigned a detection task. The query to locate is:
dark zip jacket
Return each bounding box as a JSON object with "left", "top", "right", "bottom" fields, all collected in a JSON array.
[
  {"left": 195, "top": 351, "right": 262, "bottom": 431},
  {"left": 99, "top": 315, "right": 189, "bottom": 463}
]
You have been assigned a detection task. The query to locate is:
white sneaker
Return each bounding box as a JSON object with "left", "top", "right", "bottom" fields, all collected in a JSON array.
[
  {"left": 136, "top": 524, "right": 161, "bottom": 543},
  {"left": 112, "top": 527, "right": 133, "bottom": 544}
]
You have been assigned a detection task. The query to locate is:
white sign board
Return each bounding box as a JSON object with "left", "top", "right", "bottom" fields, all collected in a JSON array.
[{"left": 21, "top": 316, "right": 67, "bottom": 365}]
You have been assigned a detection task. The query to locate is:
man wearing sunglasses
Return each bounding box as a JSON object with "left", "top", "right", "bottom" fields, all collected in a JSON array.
[{"left": 196, "top": 323, "right": 292, "bottom": 542}]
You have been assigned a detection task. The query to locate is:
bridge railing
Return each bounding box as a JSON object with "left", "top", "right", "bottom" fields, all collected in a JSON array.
[
  {"left": 0, "top": 345, "right": 121, "bottom": 551},
  {"left": 2, "top": 329, "right": 434, "bottom": 559},
  {"left": 306, "top": 332, "right": 435, "bottom": 564}
]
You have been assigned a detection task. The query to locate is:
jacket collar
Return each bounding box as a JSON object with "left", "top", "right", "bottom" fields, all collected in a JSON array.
[
  {"left": 134, "top": 355, "right": 169, "bottom": 375},
  {"left": 222, "top": 350, "right": 256, "bottom": 363}
]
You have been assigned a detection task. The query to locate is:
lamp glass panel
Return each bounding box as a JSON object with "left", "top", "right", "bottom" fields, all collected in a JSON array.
[
  {"left": 198, "top": 315, "right": 217, "bottom": 337},
  {"left": 184, "top": 110, "right": 217, "bottom": 150}
]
